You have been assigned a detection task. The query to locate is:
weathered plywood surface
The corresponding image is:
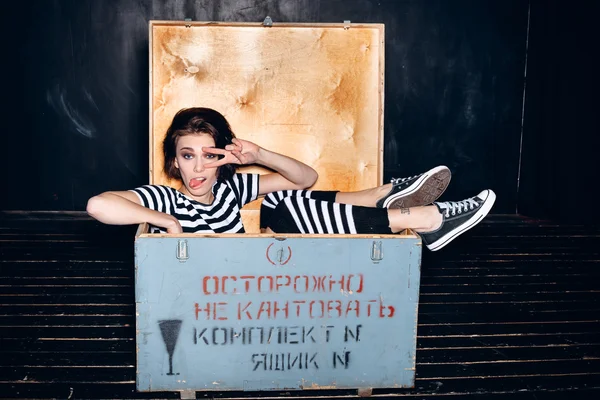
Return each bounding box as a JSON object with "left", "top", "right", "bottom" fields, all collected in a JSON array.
[{"left": 150, "top": 23, "right": 384, "bottom": 209}]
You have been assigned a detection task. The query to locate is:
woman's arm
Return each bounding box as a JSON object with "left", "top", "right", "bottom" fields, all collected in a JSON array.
[
  {"left": 253, "top": 147, "right": 318, "bottom": 195},
  {"left": 204, "top": 138, "right": 318, "bottom": 195},
  {"left": 86, "top": 191, "right": 182, "bottom": 233}
]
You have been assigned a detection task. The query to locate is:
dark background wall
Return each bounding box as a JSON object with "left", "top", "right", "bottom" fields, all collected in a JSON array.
[
  {"left": 518, "top": 0, "right": 599, "bottom": 224},
  {"left": 0, "top": 0, "right": 596, "bottom": 223}
]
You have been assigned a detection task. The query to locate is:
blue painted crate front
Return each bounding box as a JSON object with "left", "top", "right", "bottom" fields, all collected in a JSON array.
[{"left": 136, "top": 235, "right": 421, "bottom": 391}]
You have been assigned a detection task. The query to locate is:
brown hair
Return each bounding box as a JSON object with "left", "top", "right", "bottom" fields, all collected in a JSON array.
[{"left": 163, "top": 107, "right": 237, "bottom": 181}]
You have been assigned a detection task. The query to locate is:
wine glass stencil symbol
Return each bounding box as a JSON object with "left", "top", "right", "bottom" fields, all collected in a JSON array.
[{"left": 158, "top": 319, "right": 183, "bottom": 375}]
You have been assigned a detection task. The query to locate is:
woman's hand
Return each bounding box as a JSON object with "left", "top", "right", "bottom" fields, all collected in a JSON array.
[
  {"left": 164, "top": 216, "right": 183, "bottom": 234},
  {"left": 203, "top": 138, "right": 261, "bottom": 167},
  {"left": 200, "top": 137, "right": 318, "bottom": 194}
]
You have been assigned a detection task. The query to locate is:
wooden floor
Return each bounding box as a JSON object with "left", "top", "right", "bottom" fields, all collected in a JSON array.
[{"left": 0, "top": 212, "right": 599, "bottom": 399}]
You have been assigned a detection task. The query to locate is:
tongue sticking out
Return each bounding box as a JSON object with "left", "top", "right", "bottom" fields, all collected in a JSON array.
[{"left": 189, "top": 178, "right": 205, "bottom": 189}]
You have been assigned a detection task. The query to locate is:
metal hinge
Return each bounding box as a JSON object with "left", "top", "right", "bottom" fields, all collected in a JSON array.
[
  {"left": 263, "top": 16, "right": 273, "bottom": 27},
  {"left": 176, "top": 239, "right": 189, "bottom": 262},
  {"left": 370, "top": 241, "right": 383, "bottom": 262}
]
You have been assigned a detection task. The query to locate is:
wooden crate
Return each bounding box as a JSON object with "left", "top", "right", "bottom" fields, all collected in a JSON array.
[{"left": 136, "top": 20, "right": 421, "bottom": 394}]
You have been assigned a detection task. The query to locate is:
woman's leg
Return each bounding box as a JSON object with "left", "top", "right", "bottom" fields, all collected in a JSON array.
[
  {"left": 265, "top": 196, "right": 392, "bottom": 234},
  {"left": 335, "top": 165, "right": 451, "bottom": 208},
  {"left": 260, "top": 189, "right": 338, "bottom": 230},
  {"left": 264, "top": 196, "right": 440, "bottom": 235},
  {"left": 260, "top": 164, "right": 451, "bottom": 229},
  {"left": 263, "top": 189, "right": 496, "bottom": 252}
]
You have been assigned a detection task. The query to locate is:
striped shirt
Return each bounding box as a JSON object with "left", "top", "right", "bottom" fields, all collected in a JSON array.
[{"left": 131, "top": 173, "right": 259, "bottom": 233}]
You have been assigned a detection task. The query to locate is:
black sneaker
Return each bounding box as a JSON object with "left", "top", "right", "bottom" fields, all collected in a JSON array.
[
  {"left": 420, "top": 189, "right": 496, "bottom": 251},
  {"left": 376, "top": 166, "right": 451, "bottom": 209}
]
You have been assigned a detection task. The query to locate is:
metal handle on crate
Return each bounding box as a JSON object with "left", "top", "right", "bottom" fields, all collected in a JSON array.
[
  {"left": 176, "top": 239, "right": 189, "bottom": 262},
  {"left": 370, "top": 240, "right": 383, "bottom": 262}
]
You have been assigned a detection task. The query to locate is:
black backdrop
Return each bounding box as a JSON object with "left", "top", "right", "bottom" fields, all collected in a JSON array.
[
  {"left": 518, "top": 0, "right": 599, "bottom": 224},
  {"left": 0, "top": 0, "right": 596, "bottom": 223}
]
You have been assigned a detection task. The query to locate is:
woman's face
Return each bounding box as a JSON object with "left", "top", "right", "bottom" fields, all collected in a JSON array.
[{"left": 174, "top": 133, "right": 219, "bottom": 203}]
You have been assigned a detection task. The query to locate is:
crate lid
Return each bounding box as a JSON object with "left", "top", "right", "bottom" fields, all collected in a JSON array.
[{"left": 150, "top": 21, "right": 384, "bottom": 190}]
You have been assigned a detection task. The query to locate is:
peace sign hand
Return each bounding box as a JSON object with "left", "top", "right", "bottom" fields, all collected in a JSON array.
[{"left": 202, "top": 138, "right": 261, "bottom": 168}]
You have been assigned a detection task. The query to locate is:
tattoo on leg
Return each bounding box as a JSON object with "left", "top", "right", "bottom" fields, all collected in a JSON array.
[{"left": 401, "top": 208, "right": 410, "bottom": 215}]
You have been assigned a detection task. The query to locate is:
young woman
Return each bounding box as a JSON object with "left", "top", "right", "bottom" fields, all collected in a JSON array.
[{"left": 87, "top": 107, "right": 495, "bottom": 251}]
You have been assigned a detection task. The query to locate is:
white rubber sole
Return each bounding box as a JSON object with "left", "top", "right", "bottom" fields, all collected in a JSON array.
[
  {"left": 383, "top": 165, "right": 451, "bottom": 209},
  {"left": 426, "top": 190, "right": 497, "bottom": 251}
]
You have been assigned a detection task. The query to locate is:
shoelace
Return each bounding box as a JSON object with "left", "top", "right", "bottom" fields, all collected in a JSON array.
[
  {"left": 390, "top": 173, "right": 422, "bottom": 186},
  {"left": 437, "top": 198, "right": 479, "bottom": 217}
]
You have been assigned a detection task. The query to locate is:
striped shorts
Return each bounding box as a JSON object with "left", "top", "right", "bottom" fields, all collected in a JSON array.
[{"left": 260, "top": 190, "right": 392, "bottom": 234}]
